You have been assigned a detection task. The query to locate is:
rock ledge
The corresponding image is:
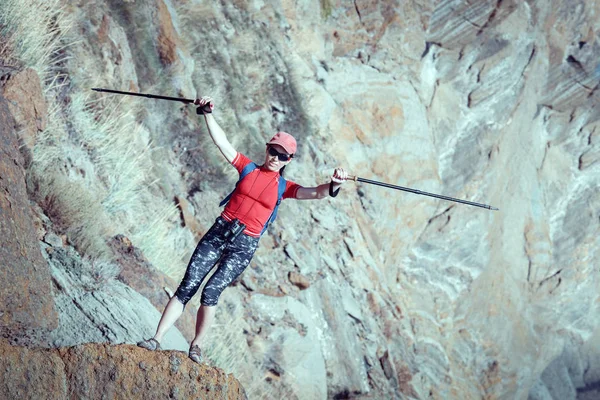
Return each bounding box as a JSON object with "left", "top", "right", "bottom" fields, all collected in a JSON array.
[{"left": 0, "top": 340, "right": 247, "bottom": 400}]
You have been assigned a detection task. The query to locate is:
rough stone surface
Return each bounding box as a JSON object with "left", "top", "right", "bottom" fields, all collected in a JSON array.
[
  {"left": 0, "top": 339, "right": 67, "bottom": 399},
  {"left": 155, "top": 0, "right": 182, "bottom": 66},
  {"left": 1, "top": 68, "right": 47, "bottom": 149},
  {"left": 3, "top": 0, "right": 599, "bottom": 399},
  {"left": 0, "top": 340, "right": 247, "bottom": 400},
  {"left": 248, "top": 294, "right": 327, "bottom": 400},
  {"left": 288, "top": 271, "right": 310, "bottom": 290},
  {"left": 45, "top": 244, "right": 188, "bottom": 352},
  {"left": 174, "top": 195, "right": 204, "bottom": 240},
  {"left": 0, "top": 94, "right": 57, "bottom": 345}
]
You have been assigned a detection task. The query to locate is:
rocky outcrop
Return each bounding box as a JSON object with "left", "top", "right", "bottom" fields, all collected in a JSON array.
[
  {"left": 0, "top": 340, "right": 246, "bottom": 400},
  {"left": 3, "top": 0, "right": 598, "bottom": 399},
  {"left": 0, "top": 64, "right": 247, "bottom": 399},
  {"left": 530, "top": 328, "right": 600, "bottom": 400},
  {"left": 155, "top": 0, "right": 183, "bottom": 66},
  {"left": 2, "top": 68, "right": 47, "bottom": 149},
  {"left": 0, "top": 90, "right": 57, "bottom": 346},
  {"left": 287, "top": 271, "right": 310, "bottom": 289},
  {"left": 45, "top": 243, "right": 188, "bottom": 351}
]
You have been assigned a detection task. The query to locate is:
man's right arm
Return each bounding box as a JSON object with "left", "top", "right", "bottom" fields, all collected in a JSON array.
[{"left": 196, "top": 97, "right": 237, "bottom": 163}]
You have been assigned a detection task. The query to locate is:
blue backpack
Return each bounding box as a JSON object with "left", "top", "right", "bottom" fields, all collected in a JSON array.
[{"left": 219, "top": 162, "right": 287, "bottom": 235}]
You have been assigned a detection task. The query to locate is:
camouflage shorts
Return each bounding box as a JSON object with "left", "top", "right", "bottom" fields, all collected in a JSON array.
[{"left": 174, "top": 217, "right": 259, "bottom": 306}]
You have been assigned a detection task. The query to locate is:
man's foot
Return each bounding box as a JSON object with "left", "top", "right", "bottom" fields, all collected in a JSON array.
[
  {"left": 189, "top": 344, "right": 203, "bottom": 364},
  {"left": 137, "top": 338, "right": 161, "bottom": 351}
]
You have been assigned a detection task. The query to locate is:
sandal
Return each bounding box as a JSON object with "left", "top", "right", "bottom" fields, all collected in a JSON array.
[
  {"left": 137, "top": 338, "right": 161, "bottom": 351},
  {"left": 188, "top": 344, "right": 203, "bottom": 364}
]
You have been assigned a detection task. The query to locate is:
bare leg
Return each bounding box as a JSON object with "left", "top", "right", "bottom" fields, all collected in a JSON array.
[
  {"left": 190, "top": 305, "right": 216, "bottom": 348},
  {"left": 153, "top": 296, "right": 185, "bottom": 343}
]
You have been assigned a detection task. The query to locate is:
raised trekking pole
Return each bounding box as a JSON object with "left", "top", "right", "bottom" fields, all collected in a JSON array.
[
  {"left": 91, "top": 88, "right": 195, "bottom": 104},
  {"left": 348, "top": 175, "right": 499, "bottom": 211},
  {"left": 91, "top": 88, "right": 213, "bottom": 114}
]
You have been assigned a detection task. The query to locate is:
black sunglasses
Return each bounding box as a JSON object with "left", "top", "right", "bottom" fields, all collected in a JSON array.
[{"left": 267, "top": 146, "right": 293, "bottom": 161}]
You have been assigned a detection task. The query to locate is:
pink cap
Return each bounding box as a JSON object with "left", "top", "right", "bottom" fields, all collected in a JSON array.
[{"left": 267, "top": 131, "right": 297, "bottom": 155}]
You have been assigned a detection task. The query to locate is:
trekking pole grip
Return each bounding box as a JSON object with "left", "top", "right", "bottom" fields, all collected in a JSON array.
[{"left": 196, "top": 103, "right": 213, "bottom": 115}]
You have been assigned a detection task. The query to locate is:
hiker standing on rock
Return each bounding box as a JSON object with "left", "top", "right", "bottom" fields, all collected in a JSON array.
[{"left": 138, "top": 96, "right": 348, "bottom": 363}]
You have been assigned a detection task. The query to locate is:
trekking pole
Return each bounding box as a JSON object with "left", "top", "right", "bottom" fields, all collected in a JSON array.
[
  {"left": 91, "top": 88, "right": 196, "bottom": 104},
  {"left": 91, "top": 88, "right": 214, "bottom": 114},
  {"left": 348, "top": 175, "right": 499, "bottom": 211}
]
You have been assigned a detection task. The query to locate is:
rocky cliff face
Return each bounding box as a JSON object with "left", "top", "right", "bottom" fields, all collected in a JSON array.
[
  {"left": 0, "top": 340, "right": 246, "bottom": 399},
  {"left": 0, "top": 67, "right": 245, "bottom": 398},
  {"left": 0, "top": 79, "right": 57, "bottom": 346},
  {"left": 1, "top": 0, "right": 598, "bottom": 399}
]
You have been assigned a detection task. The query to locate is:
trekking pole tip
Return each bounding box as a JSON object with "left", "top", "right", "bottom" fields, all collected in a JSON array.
[{"left": 491, "top": 206, "right": 499, "bottom": 211}]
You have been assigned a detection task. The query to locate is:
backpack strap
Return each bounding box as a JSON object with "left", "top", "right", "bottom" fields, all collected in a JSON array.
[
  {"left": 219, "top": 162, "right": 258, "bottom": 207},
  {"left": 261, "top": 175, "right": 287, "bottom": 235}
]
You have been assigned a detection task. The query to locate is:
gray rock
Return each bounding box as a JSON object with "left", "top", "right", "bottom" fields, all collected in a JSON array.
[
  {"left": 248, "top": 294, "right": 327, "bottom": 399},
  {"left": 0, "top": 94, "right": 57, "bottom": 346},
  {"left": 8, "top": 0, "right": 599, "bottom": 398},
  {"left": 301, "top": 279, "right": 370, "bottom": 396},
  {"left": 43, "top": 232, "right": 64, "bottom": 248},
  {"left": 46, "top": 246, "right": 188, "bottom": 352}
]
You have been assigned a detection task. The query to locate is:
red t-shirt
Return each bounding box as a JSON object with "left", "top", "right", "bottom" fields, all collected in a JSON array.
[{"left": 221, "top": 153, "right": 301, "bottom": 237}]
